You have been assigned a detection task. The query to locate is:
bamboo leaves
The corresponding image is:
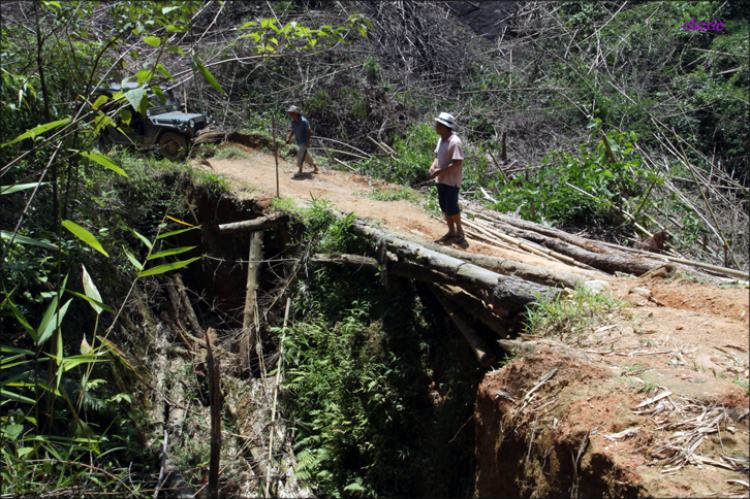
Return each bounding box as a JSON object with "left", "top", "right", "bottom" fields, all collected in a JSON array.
[
  {"left": 78, "top": 151, "right": 128, "bottom": 178},
  {"left": 128, "top": 218, "right": 201, "bottom": 277},
  {"left": 1, "top": 118, "right": 71, "bottom": 147},
  {"left": 61, "top": 220, "right": 109, "bottom": 257},
  {"left": 80, "top": 265, "right": 106, "bottom": 315},
  {"left": 192, "top": 57, "right": 225, "bottom": 95},
  {"left": 137, "top": 257, "right": 201, "bottom": 277}
]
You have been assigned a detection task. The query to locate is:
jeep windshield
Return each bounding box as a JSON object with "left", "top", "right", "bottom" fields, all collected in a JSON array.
[{"left": 148, "top": 90, "right": 182, "bottom": 116}]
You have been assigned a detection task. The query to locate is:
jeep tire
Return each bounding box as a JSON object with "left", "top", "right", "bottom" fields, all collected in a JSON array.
[{"left": 159, "top": 132, "right": 188, "bottom": 161}]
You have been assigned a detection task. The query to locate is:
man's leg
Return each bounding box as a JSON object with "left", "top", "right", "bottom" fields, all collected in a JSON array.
[
  {"left": 437, "top": 184, "right": 456, "bottom": 240},
  {"left": 451, "top": 213, "right": 463, "bottom": 237},
  {"left": 304, "top": 149, "right": 319, "bottom": 172},
  {"left": 296, "top": 145, "right": 306, "bottom": 174},
  {"left": 447, "top": 186, "right": 464, "bottom": 240},
  {"left": 444, "top": 212, "right": 456, "bottom": 235}
]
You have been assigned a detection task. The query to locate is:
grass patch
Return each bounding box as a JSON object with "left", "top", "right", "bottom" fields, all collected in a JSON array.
[
  {"left": 525, "top": 284, "right": 630, "bottom": 337},
  {"left": 189, "top": 169, "right": 231, "bottom": 195},
  {"left": 355, "top": 186, "right": 420, "bottom": 203},
  {"left": 214, "top": 145, "right": 252, "bottom": 160}
]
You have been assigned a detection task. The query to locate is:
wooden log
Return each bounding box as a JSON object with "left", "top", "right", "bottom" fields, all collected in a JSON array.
[
  {"left": 400, "top": 237, "right": 590, "bottom": 288},
  {"left": 433, "top": 283, "right": 510, "bottom": 339},
  {"left": 487, "top": 221, "right": 667, "bottom": 276},
  {"left": 206, "top": 328, "right": 222, "bottom": 499},
  {"left": 312, "top": 253, "right": 378, "bottom": 268},
  {"left": 429, "top": 285, "right": 496, "bottom": 367},
  {"left": 219, "top": 212, "right": 289, "bottom": 233},
  {"left": 350, "top": 220, "right": 559, "bottom": 311},
  {"left": 311, "top": 252, "right": 470, "bottom": 288}
]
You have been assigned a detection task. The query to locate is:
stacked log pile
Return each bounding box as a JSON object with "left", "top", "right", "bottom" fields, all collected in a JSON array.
[{"left": 458, "top": 201, "right": 749, "bottom": 281}]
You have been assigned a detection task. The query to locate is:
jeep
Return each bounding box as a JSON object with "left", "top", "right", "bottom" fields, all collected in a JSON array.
[{"left": 94, "top": 82, "right": 210, "bottom": 161}]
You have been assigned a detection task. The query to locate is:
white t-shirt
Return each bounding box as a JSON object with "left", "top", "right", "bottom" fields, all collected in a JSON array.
[{"left": 434, "top": 133, "right": 464, "bottom": 187}]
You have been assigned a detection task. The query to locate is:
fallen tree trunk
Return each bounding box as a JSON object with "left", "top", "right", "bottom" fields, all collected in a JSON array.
[
  {"left": 310, "top": 253, "right": 511, "bottom": 336},
  {"left": 430, "top": 285, "right": 496, "bottom": 367},
  {"left": 487, "top": 222, "right": 665, "bottom": 276},
  {"left": 350, "top": 220, "right": 559, "bottom": 311},
  {"left": 311, "top": 253, "right": 467, "bottom": 288},
  {"left": 219, "top": 212, "right": 289, "bottom": 233},
  {"left": 400, "top": 236, "right": 596, "bottom": 288}
]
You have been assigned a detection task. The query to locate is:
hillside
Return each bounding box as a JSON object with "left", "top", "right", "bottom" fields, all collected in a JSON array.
[{"left": 1, "top": 1, "right": 748, "bottom": 498}]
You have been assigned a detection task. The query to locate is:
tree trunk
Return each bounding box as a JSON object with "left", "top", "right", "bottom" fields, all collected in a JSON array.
[
  {"left": 401, "top": 236, "right": 592, "bottom": 288},
  {"left": 350, "top": 220, "right": 559, "bottom": 311}
]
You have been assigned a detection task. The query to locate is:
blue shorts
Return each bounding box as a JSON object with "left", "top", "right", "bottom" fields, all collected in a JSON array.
[{"left": 437, "top": 183, "right": 460, "bottom": 216}]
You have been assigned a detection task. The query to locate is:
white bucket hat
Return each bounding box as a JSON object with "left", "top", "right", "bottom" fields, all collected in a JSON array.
[
  {"left": 286, "top": 105, "right": 301, "bottom": 114},
  {"left": 435, "top": 112, "right": 455, "bottom": 129}
]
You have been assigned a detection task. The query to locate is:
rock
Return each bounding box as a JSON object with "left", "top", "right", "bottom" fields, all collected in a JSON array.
[
  {"left": 629, "top": 287, "right": 652, "bottom": 298},
  {"left": 583, "top": 279, "right": 610, "bottom": 294}
]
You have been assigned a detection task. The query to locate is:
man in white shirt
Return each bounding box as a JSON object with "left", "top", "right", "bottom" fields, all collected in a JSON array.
[{"left": 428, "top": 112, "right": 465, "bottom": 244}]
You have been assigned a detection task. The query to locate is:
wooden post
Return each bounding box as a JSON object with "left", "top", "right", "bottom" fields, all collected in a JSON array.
[
  {"left": 243, "top": 231, "right": 264, "bottom": 329},
  {"left": 273, "top": 114, "right": 279, "bottom": 198},
  {"left": 206, "top": 328, "right": 221, "bottom": 499}
]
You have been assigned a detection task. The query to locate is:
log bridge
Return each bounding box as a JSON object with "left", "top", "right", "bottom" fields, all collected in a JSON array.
[{"left": 220, "top": 205, "right": 747, "bottom": 371}]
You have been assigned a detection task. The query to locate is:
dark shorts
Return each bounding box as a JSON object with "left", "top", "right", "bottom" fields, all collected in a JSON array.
[{"left": 437, "top": 183, "right": 460, "bottom": 216}]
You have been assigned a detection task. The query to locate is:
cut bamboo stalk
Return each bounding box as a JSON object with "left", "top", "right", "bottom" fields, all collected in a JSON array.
[
  {"left": 404, "top": 238, "right": 591, "bottom": 288},
  {"left": 332, "top": 156, "right": 356, "bottom": 172},
  {"left": 464, "top": 217, "right": 584, "bottom": 269},
  {"left": 309, "top": 147, "right": 368, "bottom": 160},
  {"left": 367, "top": 135, "right": 396, "bottom": 159},
  {"left": 316, "top": 136, "right": 370, "bottom": 157},
  {"left": 462, "top": 218, "right": 534, "bottom": 255},
  {"left": 487, "top": 149, "right": 508, "bottom": 183}
]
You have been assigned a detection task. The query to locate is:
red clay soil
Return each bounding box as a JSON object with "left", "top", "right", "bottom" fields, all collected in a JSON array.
[{"left": 196, "top": 147, "right": 750, "bottom": 498}]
